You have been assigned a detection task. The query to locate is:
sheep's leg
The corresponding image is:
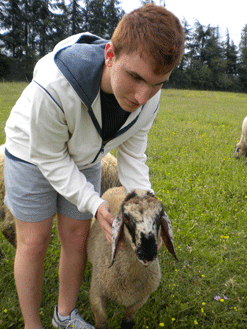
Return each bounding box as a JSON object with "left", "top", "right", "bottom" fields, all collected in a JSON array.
[
  {"left": 120, "top": 318, "right": 135, "bottom": 329},
  {"left": 121, "top": 298, "right": 148, "bottom": 329},
  {"left": 90, "top": 289, "right": 108, "bottom": 329}
]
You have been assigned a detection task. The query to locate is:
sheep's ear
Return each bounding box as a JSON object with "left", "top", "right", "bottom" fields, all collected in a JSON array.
[
  {"left": 160, "top": 212, "right": 178, "bottom": 260},
  {"left": 109, "top": 214, "right": 124, "bottom": 268}
]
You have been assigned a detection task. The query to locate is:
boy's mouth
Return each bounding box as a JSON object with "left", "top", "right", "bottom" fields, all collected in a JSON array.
[{"left": 127, "top": 99, "right": 139, "bottom": 107}]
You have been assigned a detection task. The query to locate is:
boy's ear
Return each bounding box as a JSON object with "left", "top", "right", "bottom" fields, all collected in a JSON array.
[{"left": 105, "top": 42, "right": 115, "bottom": 66}]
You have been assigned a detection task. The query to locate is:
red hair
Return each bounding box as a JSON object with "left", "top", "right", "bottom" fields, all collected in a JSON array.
[{"left": 111, "top": 4, "right": 184, "bottom": 74}]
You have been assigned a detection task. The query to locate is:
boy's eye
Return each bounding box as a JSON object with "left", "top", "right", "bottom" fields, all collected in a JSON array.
[{"left": 130, "top": 73, "right": 142, "bottom": 81}]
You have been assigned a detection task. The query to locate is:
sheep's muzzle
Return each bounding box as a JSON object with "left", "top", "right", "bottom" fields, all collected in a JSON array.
[{"left": 136, "top": 233, "right": 158, "bottom": 266}]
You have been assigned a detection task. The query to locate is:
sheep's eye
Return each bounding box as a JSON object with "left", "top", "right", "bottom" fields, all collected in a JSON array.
[
  {"left": 124, "top": 215, "right": 134, "bottom": 228},
  {"left": 123, "top": 213, "right": 130, "bottom": 222},
  {"left": 124, "top": 214, "right": 136, "bottom": 241}
]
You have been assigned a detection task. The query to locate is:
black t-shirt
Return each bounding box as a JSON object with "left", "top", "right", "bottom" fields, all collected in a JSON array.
[{"left": 100, "top": 89, "right": 130, "bottom": 142}]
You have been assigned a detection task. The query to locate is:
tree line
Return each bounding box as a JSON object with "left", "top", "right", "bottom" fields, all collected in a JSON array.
[
  {"left": 0, "top": 0, "right": 247, "bottom": 93},
  {"left": 171, "top": 20, "right": 247, "bottom": 93},
  {"left": 0, "top": 0, "right": 125, "bottom": 80}
]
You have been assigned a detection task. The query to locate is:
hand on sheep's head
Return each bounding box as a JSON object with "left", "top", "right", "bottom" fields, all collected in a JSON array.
[{"left": 96, "top": 201, "right": 114, "bottom": 244}]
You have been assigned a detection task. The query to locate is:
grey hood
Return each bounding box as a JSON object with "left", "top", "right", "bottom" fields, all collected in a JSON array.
[{"left": 54, "top": 33, "right": 108, "bottom": 109}]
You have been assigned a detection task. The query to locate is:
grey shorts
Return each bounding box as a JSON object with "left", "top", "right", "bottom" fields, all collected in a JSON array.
[{"left": 4, "top": 155, "right": 102, "bottom": 222}]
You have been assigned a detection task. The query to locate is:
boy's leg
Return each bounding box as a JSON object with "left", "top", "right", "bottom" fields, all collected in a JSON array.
[
  {"left": 14, "top": 216, "right": 53, "bottom": 329},
  {"left": 56, "top": 213, "right": 91, "bottom": 316}
]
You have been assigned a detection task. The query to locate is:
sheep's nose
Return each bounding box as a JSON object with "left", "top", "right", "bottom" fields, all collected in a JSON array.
[{"left": 137, "top": 233, "right": 157, "bottom": 264}]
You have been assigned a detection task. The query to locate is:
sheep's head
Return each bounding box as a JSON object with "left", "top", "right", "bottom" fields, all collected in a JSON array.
[
  {"left": 233, "top": 142, "right": 247, "bottom": 158},
  {"left": 109, "top": 190, "right": 177, "bottom": 268}
]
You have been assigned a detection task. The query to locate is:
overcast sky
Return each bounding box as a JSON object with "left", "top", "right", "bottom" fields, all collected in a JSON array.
[{"left": 121, "top": 0, "right": 247, "bottom": 47}]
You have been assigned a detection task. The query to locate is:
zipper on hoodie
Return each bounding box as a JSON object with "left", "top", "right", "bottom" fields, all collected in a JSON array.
[
  {"left": 92, "top": 139, "right": 110, "bottom": 163},
  {"left": 101, "top": 139, "right": 111, "bottom": 153}
]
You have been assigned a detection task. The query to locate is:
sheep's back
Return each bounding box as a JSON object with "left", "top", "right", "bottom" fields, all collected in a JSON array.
[
  {"left": 100, "top": 153, "right": 121, "bottom": 196},
  {"left": 241, "top": 117, "right": 247, "bottom": 139},
  {"left": 102, "top": 186, "right": 126, "bottom": 216}
]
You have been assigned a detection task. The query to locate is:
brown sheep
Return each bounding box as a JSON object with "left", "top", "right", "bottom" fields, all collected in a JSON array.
[{"left": 87, "top": 187, "right": 177, "bottom": 329}]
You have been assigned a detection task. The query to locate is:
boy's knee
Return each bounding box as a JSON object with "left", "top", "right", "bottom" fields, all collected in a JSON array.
[
  {"left": 61, "top": 228, "right": 89, "bottom": 251},
  {"left": 17, "top": 235, "right": 50, "bottom": 260},
  {"left": 16, "top": 226, "right": 51, "bottom": 259},
  {"left": 58, "top": 215, "right": 90, "bottom": 249},
  {"left": 15, "top": 217, "right": 53, "bottom": 258}
]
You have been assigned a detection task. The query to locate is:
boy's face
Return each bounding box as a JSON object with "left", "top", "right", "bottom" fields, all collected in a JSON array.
[{"left": 103, "top": 43, "right": 171, "bottom": 112}]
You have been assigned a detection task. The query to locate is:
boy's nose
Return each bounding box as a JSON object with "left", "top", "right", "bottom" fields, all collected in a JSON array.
[{"left": 135, "top": 85, "right": 152, "bottom": 106}]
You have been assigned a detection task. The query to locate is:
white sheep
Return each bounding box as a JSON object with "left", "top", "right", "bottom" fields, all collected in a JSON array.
[
  {"left": 0, "top": 144, "right": 17, "bottom": 246},
  {"left": 87, "top": 186, "right": 177, "bottom": 329},
  {"left": 0, "top": 144, "right": 6, "bottom": 210},
  {"left": 233, "top": 116, "right": 247, "bottom": 157},
  {"left": 100, "top": 152, "right": 121, "bottom": 196},
  {"left": 0, "top": 147, "right": 5, "bottom": 216},
  {"left": 0, "top": 143, "right": 5, "bottom": 155}
]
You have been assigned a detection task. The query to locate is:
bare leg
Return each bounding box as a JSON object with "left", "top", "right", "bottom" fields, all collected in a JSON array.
[
  {"left": 14, "top": 216, "right": 53, "bottom": 329},
  {"left": 56, "top": 213, "right": 91, "bottom": 316}
]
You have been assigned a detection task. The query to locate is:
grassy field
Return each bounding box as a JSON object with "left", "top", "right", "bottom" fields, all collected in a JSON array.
[{"left": 0, "top": 83, "right": 247, "bottom": 328}]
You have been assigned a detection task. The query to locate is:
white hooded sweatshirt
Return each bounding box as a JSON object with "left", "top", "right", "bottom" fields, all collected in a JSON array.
[{"left": 5, "top": 33, "right": 160, "bottom": 217}]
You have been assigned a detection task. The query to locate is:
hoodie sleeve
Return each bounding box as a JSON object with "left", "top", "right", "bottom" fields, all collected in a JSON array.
[{"left": 29, "top": 80, "right": 104, "bottom": 217}]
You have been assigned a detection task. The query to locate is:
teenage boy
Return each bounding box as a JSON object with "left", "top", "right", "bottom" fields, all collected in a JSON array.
[{"left": 4, "top": 4, "right": 184, "bottom": 329}]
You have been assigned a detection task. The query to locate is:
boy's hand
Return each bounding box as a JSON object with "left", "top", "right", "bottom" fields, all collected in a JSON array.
[{"left": 96, "top": 201, "right": 114, "bottom": 244}]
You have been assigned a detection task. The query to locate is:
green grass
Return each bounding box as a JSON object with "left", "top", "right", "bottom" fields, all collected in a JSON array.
[
  {"left": 0, "top": 82, "right": 29, "bottom": 145},
  {"left": 0, "top": 84, "right": 247, "bottom": 328}
]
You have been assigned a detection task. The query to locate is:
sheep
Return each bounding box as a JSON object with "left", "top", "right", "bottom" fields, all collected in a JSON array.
[
  {"left": 87, "top": 186, "right": 177, "bottom": 329},
  {"left": 0, "top": 144, "right": 17, "bottom": 246},
  {"left": 0, "top": 147, "right": 5, "bottom": 220},
  {"left": 0, "top": 144, "right": 5, "bottom": 155},
  {"left": 100, "top": 152, "right": 121, "bottom": 196},
  {"left": 233, "top": 116, "right": 247, "bottom": 157},
  {"left": 0, "top": 149, "right": 121, "bottom": 247}
]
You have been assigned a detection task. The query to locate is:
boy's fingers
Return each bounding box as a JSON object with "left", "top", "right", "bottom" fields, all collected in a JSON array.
[{"left": 96, "top": 202, "right": 114, "bottom": 243}]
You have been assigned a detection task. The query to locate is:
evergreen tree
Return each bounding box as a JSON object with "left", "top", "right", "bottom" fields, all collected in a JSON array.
[
  {"left": 225, "top": 29, "right": 238, "bottom": 75},
  {"left": 238, "top": 24, "right": 247, "bottom": 91},
  {"left": 0, "top": 0, "right": 24, "bottom": 57},
  {"left": 193, "top": 20, "right": 212, "bottom": 64},
  {"left": 31, "top": 0, "right": 55, "bottom": 56},
  {"left": 50, "top": 0, "right": 70, "bottom": 43},
  {"left": 170, "top": 18, "right": 192, "bottom": 89},
  {"left": 204, "top": 26, "right": 226, "bottom": 89},
  {"left": 83, "top": 0, "right": 106, "bottom": 37},
  {"left": 104, "top": 0, "right": 124, "bottom": 38},
  {"left": 140, "top": 0, "right": 155, "bottom": 4},
  {"left": 184, "top": 21, "right": 212, "bottom": 89},
  {"left": 67, "top": 0, "right": 84, "bottom": 35}
]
